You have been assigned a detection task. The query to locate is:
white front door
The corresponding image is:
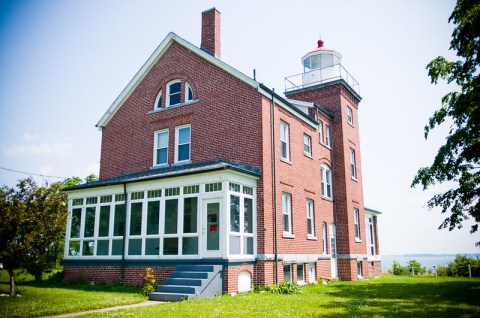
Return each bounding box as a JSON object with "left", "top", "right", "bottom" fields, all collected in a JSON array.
[{"left": 202, "top": 199, "right": 222, "bottom": 257}]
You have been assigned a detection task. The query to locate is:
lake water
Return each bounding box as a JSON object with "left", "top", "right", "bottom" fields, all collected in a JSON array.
[{"left": 381, "top": 254, "right": 480, "bottom": 271}]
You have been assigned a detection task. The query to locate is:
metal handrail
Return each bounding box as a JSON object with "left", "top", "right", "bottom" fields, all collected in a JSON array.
[{"left": 284, "top": 63, "right": 360, "bottom": 95}]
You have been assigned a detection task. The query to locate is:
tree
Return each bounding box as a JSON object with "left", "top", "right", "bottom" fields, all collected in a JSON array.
[
  {"left": 0, "top": 178, "right": 68, "bottom": 295},
  {"left": 411, "top": 0, "right": 480, "bottom": 247}
]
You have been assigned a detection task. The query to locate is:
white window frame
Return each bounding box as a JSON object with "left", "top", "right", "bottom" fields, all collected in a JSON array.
[
  {"left": 354, "top": 208, "right": 361, "bottom": 241},
  {"left": 154, "top": 129, "right": 169, "bottom": 166},
  {"left": 283, "top": 264, "right": 292, "bottom": 282},
  {"left": 366, "top": 216, "right": 376, "bottom": 256},
  {"left": 175, "top": 125, "right": 191, "bottom": 164},
  {"left": 318, "top": 120, "right": 324, "bottom": 144},
  {"left": 154, "top": 89, "right": 163, "bottom": 109},
  {"left": 282, "top": 192, "right": 292, "bottom": 236},
  {"left": 166, "top": 80, "right": 181, "bottom": 107},
  {"left": 320, "top": 164, "right": 333, "bottom": 200},
  {"left": 357, "top": 261, "right": 363, "bottom": 279},
  {"left": 350, "top": 148, "right": 357, "bottom": 179},
  {"left": 306, "top": 199, "right": 315, "bottom": 239},
  {"left": 304, "top": 134, "right": 312, "bottom": 156},
  {"left": 185, "top": 82, "right": 193, "bottom": 102},
  {"left": 325, "top": 125, "right": 331, "bottom": 148},
  {"left": 347, "top": 106, "right": 353, "bottom": 125},
  {"left": 297, "top": 263, "right": 305, "bottom": 285},
  {"left": 322, "top": 222, "right": 327, "bottom": 254},
  {"left": 309, "top": 262, "right": 316, "bottom": 283},
  {"left": 280, "top": 121, "right": 290, "bottom": 161}
]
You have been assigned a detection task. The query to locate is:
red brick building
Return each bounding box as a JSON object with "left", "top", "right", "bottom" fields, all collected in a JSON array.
[{"left": 64, "top": 8, "right": 381, "bottom": 300}]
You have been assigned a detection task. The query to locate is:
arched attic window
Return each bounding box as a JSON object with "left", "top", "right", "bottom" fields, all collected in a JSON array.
[
  {"left": 154, "top": 90, "right": 162, "bottom": 109},
  {"left": 166, "top": 80, "right": 181, "bottom": 107},
  {"left": 185, "top": 82, "right": 193, "bottom": 102}
]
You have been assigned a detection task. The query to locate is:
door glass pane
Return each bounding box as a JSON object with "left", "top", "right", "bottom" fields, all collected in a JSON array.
[
  {"left": 297, "top": 264, "right": 304, "bottom": 282},
  {"left": 230, "top": 195, "right": 240, "bottom": 232},
  {"left": 147, "top": 201, "right": 160, "bottom": 235},
  {"left": 163, "top": 237, "right": 178, "bottom": 255},
  {"left": 114, "top": 204, "right": 125, "bottom": 236},
  {"left": 183, "top": 197, "right": 197, "bottom": 233},
  {"left": 128, "top": 239, "right": 142, "bottom": 255},
  {"left": 145, "top": 238, "right": 160, "bottom": 255},
  {"left": 97, "top": 240, "right": 109, "bottom": 255},
  {"left": 182, "top": 237, "right": 198, "bottom": 255},
  {"left": 164, "top": 199, "right": 178, "bottom": 234},
  {"left": 99, "top": 206, "right": 110, "bottom": 237},
  {"left": 70, "top": 208, "right": 82, "bottom": 238},
  {"left": 283, "top": 265, "right": 291, "bottom": 282},
  {"left": 130, "top": 202, "right": 142, "bottom": 236},
  {"left": 207, "top": 202, "right": 220, "bottom": 251}
]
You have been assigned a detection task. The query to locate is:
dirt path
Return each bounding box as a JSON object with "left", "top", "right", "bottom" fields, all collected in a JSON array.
[{"left": 40, "top": 300, "right": 162, "bottom": 318}]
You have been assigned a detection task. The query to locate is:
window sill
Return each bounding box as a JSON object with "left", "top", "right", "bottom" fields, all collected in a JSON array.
[
  {"left": 173, "top": 160, "right": 192, "bottom": 166},
  {"left": 304, "top": 152, "right": 313, "bottom": 159},
  {"left": 148, "top": 100, "right": 199, "bottom": 114},
  {"left": 151, "top": 163, "right": 169, "bottom": 169},
  {"left": 348, "top": 122, "right": 354, "bottom": 128},
  {"left": 280, "top": 158, "right": 292, "bottom": 165},
  {"left": 321, "top": 196, "right": 333, "bottom": 201},
  {"left": 307, "top": 235, "right": 317, "bottom": 241},
  {"left": 351, "top": 176, "right": 358, "bottom": 182},
  {"left": 282, "top": 233, "right": 295, "bottom": 239},
  {"left": 319, "top": 142, "right": 332, "bottom": 150},
  {"left": 355, "top": 238, "right": 362, "bottom": 243}
]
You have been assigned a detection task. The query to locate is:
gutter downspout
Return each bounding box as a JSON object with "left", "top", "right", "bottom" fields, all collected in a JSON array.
[
  {"left": 120, "top": 182, "right": 128, "bottom": 284},
  {"left": 271, "top": 91, "right": 278, "bottom": 285}
]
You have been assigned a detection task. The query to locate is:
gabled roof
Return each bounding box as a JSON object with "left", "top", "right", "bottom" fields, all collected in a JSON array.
[
  {"left": 96, "top": 32, "right": 259, "bottom": 129},
  {"left": 64, "top": 159, "right": 261, "bottom": 191},
  {"left": 96, "top": 32, "right": 323, "bottom": 130}
]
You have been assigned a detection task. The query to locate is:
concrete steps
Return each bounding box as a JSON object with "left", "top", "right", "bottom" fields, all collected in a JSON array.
[{"left": 149, "top": 264, "right": 223, "bottom": 302}]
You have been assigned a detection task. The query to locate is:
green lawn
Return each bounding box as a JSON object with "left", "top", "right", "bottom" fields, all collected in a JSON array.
[
  {"left": 0, "top": 270, "right": 146, "bottom": 318},
  {"left": 1, "top": 275, "right": 479, "bottom": 317}
]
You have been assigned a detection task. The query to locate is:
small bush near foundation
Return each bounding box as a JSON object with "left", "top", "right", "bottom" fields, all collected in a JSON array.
[
  {"left": 254, "top": 281, "right": 301, "bottom": 295},
  {"left": 141, "top": 268, "right": 156, "bottom": 296}
]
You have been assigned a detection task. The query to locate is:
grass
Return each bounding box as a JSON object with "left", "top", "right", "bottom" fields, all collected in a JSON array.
[
  {"left": 0, "top": 270, "right": 146, "bottom": 318},
  {"left": 0, "top": 274, "right": 479, "bottom": 317},
  {"left": 81, "top": 276, "right": 480, "bottom": 318}
]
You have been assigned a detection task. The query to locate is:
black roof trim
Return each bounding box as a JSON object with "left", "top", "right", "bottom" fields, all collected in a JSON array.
[
  {"left": 259, "top": 83, "right": 318, "bottom": 125},
  {"left": 285, "top": 78, "right": 362, "bottom": 102},
  {"left": 64, "top": 159, "right": 261, "bottom": 191}
]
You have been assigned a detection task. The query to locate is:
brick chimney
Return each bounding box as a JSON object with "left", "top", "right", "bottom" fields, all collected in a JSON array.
[{"left": 201, "top": 8, "right": 221, "bottom": 58}]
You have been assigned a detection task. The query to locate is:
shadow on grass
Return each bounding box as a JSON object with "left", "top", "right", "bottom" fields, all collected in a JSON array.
[{"left": 309, "top": 278, "right": 480, "bottom": 317}]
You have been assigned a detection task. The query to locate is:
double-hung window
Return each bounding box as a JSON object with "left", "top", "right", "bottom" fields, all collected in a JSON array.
[
  {"left": 154, "top": 130, "right": 169, "bottom": 166},
  {"left": 347, "top": 106, "right": 353, "bottom": 125},
  {"left": 280, "top": 121, "right": 290, "bottom": 161},
  {"left": 350, "top": 148, "right": 357, "bottom": 179},
  {"left": 167, "top": 80, "right": 181, "bottom": 107},
  {"left": 306, "top": 200, "right": 315, "bottom": 238},
  {"left": 320, "top": 164, "right": 332, "bottom": 199},
  {"left": 175, "top": 125, "right": 191, "bottom": 163},
  {"left": 325, "top": 125, "right": 331, "bottom": 148},
  {"left": 304, "top": 134, "right": 312, "bottom": 156},
  {"left": 354, "top": 208, "right": 361, "bottom": 240},
  {"left": 319, "top": 121, "right": 324, "bottom": 144},
  {"left": 282, "top": 193, "right": 292, "bottom": 235}
]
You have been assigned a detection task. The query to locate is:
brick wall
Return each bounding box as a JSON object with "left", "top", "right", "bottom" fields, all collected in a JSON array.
[
  {"left": 99, "top": 41, "right": 263, "bottom": 180},
  {"left": 224, "top": 264, "right": 254, "bottom": 293},
  {"left": 64, "top": 265, "right": 174, "bottom": 286}
]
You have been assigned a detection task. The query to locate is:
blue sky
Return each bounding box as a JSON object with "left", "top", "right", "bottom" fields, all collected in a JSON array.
[{"left": 1, "top": 0, "right": 478, "bottom": 255}]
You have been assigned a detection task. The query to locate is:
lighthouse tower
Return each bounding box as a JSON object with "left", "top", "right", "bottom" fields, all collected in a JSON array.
[{"left": 285, "top": 39, "right": 368, "bottom": 280}]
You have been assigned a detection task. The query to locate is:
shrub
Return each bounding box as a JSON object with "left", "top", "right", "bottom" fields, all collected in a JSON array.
[
  {"left": 447, "top": 255, "right": 480, "bottom": 277},
  {"left": 141, "top": 267, "right": 156, "bottom": 296},
  {"left": 406, "top": 259, "right": 426, "bottom": 275},
  {"left": 435, "top": 266, "right": 448, "bottom": 276},
  {"left": 276, "top": 281, "right": 301, "bottom": 294},
  {"left": 392, "top": 260, "right": 406, "bottom": 275}
]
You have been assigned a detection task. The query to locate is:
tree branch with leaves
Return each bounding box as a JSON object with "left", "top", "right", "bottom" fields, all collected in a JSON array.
[{"left": 412, "top": 0, "right": 480, "bottom": 246}]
